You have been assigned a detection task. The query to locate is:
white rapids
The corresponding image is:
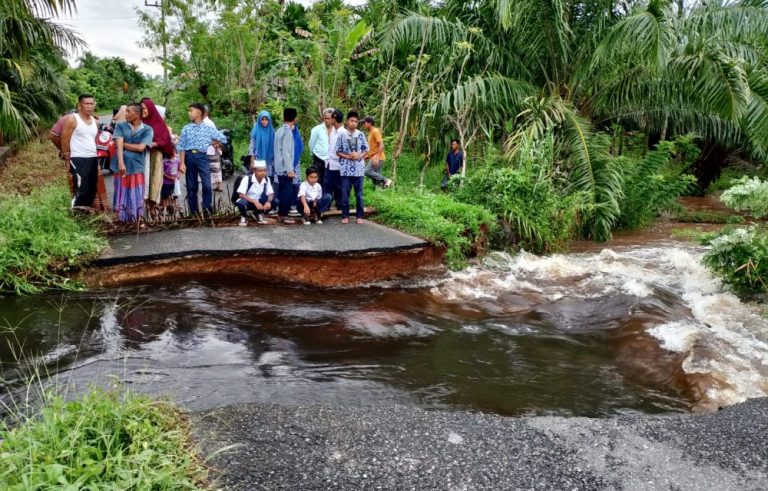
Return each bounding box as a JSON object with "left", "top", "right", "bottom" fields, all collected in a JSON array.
[{"left": 425, "top": 245, "right": 768, "bottom": 411}]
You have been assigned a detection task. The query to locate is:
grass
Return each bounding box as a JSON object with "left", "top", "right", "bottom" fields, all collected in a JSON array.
[
  {"left": 0, "top": 388, "right": 208, "bottom": 490},
  {"left": 0, "top": 185, "right": 107, "bottom": 294},
  {"left": 367, "top": 184, "right": 496, "bottom": 269},
  {"left": 0, "top": 138, "right": 107, "bottom": 294},
  {"left": 0, "top": 139, "right": 67, "bottom": 195},
  {"left": 673, "top": 210, "right": 745, "bottom": 224},
  {"left": 671, "top": 227, "right": 725, "bottom": 243}
]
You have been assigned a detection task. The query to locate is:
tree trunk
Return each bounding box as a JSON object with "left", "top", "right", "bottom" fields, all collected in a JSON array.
[
  {"left": 691, "top": 143, "right": 730, "bottom": 195},
  {"left": 419, "top": 137, "right": 431, "bottom": 189}
]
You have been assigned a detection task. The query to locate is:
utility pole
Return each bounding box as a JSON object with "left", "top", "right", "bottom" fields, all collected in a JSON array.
[{"left": 145, "top": 0, "right": 167, "bottom": 81}]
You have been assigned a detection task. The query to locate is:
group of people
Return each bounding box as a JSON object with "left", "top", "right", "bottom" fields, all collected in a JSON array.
[
  {"left": 241, "top": 107, "right": 391, "bottom": 225},
  {"left": 50, "top": 94, "right": 186, "bottom": 223},
  {"left": 50, "top": 93, "right": 466, "bottom": 227}
]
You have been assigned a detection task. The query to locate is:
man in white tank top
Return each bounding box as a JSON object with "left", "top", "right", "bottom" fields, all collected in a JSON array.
[{"left": 60, "top": 94, "right": 100, "bottom": 208}]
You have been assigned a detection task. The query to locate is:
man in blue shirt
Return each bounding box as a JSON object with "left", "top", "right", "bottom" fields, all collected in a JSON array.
[
  {"left": 177, "top": 102, "right": 227, "bottom": 215},
  {"left": 441, "top": 139, "right": 464, "bottom": 190}
]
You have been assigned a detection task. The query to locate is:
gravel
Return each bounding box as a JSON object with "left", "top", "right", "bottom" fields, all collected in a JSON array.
[{"left": 193, "top": 398, "right": 768, "bottom": 490}]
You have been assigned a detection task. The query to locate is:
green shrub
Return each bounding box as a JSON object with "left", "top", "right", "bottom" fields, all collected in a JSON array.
[
  {"left": 367, "top": 189, "right": 496, "bottom": 268},
  {"left": 706, "top": 166, "right": 758, "bottom": 193},
  {"left": 0, "top": 389, "right": 207, "bottom": 490},
  {"left": 0, "top": 185, "right": 106, "bottom": 294},
  {"left": 720, "top": 176, "right": 768, "bottom": 219},
  {"left": 702, "top": 226, "right": 768, "bottom": 298},
  {"left": 458, "top": 134, "right": 582, "bottom": 253},
  {"left": 615, "top": 139, "right": 697, "bottom": 230}
]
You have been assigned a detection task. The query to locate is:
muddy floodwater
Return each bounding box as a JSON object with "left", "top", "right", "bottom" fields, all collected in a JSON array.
[{"left": 2, "top": 239, "right": 766, "bottom": 417}]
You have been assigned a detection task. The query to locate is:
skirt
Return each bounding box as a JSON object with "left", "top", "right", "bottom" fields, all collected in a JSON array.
[{"left": 113, "top": 173, "right": 146, "bottom": 222}]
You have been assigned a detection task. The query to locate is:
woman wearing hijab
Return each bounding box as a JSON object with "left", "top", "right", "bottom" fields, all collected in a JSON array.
[
  {"left": 140, "top": 97, "right": 175, "bottom": 212},
  {"left": 249, "top": 110, "right": 275, "bottom": 182}
]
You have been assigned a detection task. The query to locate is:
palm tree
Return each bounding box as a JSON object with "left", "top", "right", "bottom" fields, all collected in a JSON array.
[
  {"left": 582, "top": 0, "right": 768, "bottom": 188},
  {"left": 0, "top": 0, "right": 83, "bottom": 143}
]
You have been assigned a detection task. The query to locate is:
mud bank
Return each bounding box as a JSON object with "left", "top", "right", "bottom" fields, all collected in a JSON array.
[
  {"left": 86, "top": 246, "right": 444, "bottom": 288},
  {"left": 85, "top": 220, "right": 445, "bottom": 288}
]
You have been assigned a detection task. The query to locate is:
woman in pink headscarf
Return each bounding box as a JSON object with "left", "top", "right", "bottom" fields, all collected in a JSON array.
[{"left": 140, "top": 97, "right": 175, "bottom": 211}]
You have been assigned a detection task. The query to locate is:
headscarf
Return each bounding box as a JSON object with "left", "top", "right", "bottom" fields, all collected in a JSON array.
[
  {"left": 292, "top": 123, "right": 304, "bottom": 167},
  {"left": 140, "top": 97, "right": 174, "bottom": 158},
  {"left": 250, "top": 110, "right": 274, "bottom": 161}
]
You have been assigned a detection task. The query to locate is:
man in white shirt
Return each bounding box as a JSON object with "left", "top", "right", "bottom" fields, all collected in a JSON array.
[
  {"left": 236, "top": 160, "right": 274, "bottom": 226},
  {"left": 60, "top": 94, "right": 99, "bottom": 208},
  {"left": 324, "top": 109, "right": 344, "bottom": 210},
  {"left": 308, "top": 108, "right": 334, "bottom": 190}
]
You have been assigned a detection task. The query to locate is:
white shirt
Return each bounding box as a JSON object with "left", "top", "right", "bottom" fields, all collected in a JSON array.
[
  {"left": 327, "top": 126, "right": 341, "bottom": 171},
  {"left": 203, "top": 116, "right": 218, "bottom": 156},
  {"left": 70, "top": 113, "right": 98, "bottom": 158},
  {"left": 237, "top": 174, "right": 273, "bottom": 200},
  {"left": 298, "top": 181, "right": 322, "bottom": 201}
]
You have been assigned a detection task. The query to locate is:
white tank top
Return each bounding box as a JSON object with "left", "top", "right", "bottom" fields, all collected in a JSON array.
[{"left": 70, "top": 113, "right": 97, "bottom": 158}]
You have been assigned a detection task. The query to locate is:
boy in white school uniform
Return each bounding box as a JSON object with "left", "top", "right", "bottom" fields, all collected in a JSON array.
[
  {"left": 236, "top": 160, "right": 274, "bottom": 226},
  {"left": 298, "top": 166, "right": 331, "bottom": 224}
]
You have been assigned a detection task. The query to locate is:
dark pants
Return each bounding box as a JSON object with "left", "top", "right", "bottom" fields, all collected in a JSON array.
[
  {"left": 69, "top": 157, "right": 99, "bottom": 207},
  {"left": 236, "top": 196, "right": 268, "bottom": 217},
  {"left": 312, "top": 155, "right": 326, "bottom": 189},
  {"left": 365, "top": 161, "right": 387, "bottom": 187},
  {"left": 324, "top": 169, "right": 342, "bottom": 209},
  {"left": 341, "top": 175, "right": 364, "bottom": 219},
  {"left": 184, "top": 152, "right": 212, "bottom": 214},
  {"left": 277, "top": 175, "right": 295, "bottom": 217},
  {"left": 302, "top": 194, "right": 332, "bottom": 220}
]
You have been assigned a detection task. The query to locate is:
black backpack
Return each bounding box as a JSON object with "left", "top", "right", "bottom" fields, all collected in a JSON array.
[{"left": 231, "top": 175, "right": 252, "bottom": 205}]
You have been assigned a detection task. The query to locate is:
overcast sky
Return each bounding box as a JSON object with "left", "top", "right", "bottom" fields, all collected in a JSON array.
[{"left": 54, "top": 0, "right": 361, "bottom": 77}]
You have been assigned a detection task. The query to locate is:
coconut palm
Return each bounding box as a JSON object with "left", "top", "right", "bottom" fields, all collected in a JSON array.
[{"left": 0, "top": 0, "right": 83, "bottom": 142}]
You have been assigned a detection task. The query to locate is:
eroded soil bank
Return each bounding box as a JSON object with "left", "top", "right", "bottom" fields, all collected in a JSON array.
[
  {"left": 86, "top": 245, "right": 444, "bottom": 288},
  {"left": 84, "top": 220, "right": 444, "bottom": 288}
]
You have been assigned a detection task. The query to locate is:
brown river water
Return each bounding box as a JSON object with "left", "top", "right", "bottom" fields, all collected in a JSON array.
[{"left": 1, "top": 225, "right": 767, "bottom": 417}]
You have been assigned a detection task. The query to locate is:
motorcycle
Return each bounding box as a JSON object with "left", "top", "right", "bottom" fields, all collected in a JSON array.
[{"left": 219, "top": 128, "right": 235, "bottom": 179}]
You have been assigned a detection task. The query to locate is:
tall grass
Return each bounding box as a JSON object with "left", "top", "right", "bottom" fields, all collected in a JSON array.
[{"left": 0, "top": 184, "right": 106, "bottom": 294}]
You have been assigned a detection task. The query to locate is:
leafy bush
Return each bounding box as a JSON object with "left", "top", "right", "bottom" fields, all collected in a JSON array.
[
  {"left": 367, "top": 189, "right": 496, "bottom": 268},
  {"left": 702, "top": 226, "right": 768, "bottom": 298},
  {"left": 720, "top": 176, "right": 768, "bottom": 218},
  {"left": 0, "top": 185, "right": 106, "bottom": 294},
  {"left": 0, "top": 389, "right": 207, "bottom": 490},
  {"left": 615, "top": 138, "right": 697, "bottom": 230},
  {"left": 459, "top": 134, "right": 582, "bottom": 253}
]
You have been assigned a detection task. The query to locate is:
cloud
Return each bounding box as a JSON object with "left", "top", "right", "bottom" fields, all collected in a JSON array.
[
  {"left": 53, "top": 0, "right": 369, "bottom": 77},
  {"left": 53, "top": 0, "right": 163, "bottom": 76}
]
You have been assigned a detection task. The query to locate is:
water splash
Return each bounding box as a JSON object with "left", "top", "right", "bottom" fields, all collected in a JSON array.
[{"left": 429, "top": 245, "right": 768, "bottom": 410}]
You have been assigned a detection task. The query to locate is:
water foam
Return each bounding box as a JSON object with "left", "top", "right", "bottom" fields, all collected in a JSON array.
[{"left": 431, "top": 244, "right": 768, "bottom": 410}]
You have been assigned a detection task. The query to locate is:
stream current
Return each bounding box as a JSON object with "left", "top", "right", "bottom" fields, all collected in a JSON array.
[{"left": 1, "top": 241, "right": 767, "bottom": 417}]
